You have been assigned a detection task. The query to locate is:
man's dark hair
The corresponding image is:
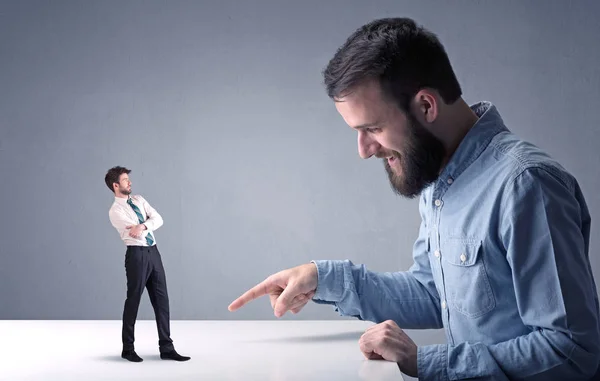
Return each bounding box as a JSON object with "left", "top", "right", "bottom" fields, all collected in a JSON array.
[
  {"left": 104, "top": 166, "right": 131, "bottom": 193},
  {"left": 323, "top": 17, "right": 462, "bottom": 112}
]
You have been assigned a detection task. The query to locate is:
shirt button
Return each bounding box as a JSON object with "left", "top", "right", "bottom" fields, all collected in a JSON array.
[
  {"left": 447, "top": 177, "right": 454, "bottom": 185},
  {"left": 434, "top": 250, "right": 441, "bottom": 258},
  {"left": 441, "top": 300, "right": 447, "bottom": 309},
  {"left": 460, "top": 253, "right": 467, "bottom": 262},
  {"left": 434, "top": 199, "right": 442, "bottom": 207}
]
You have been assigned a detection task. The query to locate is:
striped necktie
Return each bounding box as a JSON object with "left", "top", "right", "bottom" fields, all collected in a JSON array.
[{"left": 127, "top": 198, "right": 154, "bottom": 246}]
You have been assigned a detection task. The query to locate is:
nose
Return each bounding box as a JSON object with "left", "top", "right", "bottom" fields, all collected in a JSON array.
[{"left": 357, "top": 130, "right": 381, "bottom": 159}]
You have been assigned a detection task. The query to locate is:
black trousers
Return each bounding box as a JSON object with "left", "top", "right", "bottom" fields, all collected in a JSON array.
[{"left": 122, "top": 245, "right": 174, "bottom": 353}]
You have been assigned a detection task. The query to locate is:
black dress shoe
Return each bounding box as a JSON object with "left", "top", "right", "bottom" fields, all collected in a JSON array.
[
  {"left": 121, "top": 350, "right": 143, "bottom": 362},
  {"left": 160, "top": 350, "right": 191, "bottom": 361}
]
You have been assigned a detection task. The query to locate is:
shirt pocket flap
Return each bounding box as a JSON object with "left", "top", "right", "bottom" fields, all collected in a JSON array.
[{"left": 443, "top": 240, "right": 482, "bottom": 267}]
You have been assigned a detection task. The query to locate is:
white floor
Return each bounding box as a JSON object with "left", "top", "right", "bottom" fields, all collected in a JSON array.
[{"left": 0, "top": 320, "right": 407, "bottom": 381}]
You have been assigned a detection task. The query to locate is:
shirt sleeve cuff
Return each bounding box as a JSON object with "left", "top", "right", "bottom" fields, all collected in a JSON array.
[
  {"left": 310, "top": 260, "right": 345, "bottom": 303},
  {"left": 418, "top": 344, "right": 449, "bottom": 381}
]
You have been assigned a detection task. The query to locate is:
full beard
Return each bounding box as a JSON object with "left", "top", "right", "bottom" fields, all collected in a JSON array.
[{"left": 384, "top": 115, "right": 446, "bottom": 198}]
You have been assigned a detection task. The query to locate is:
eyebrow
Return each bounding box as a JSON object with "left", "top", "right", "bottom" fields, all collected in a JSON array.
[{"left": 353, "top": 122, "right": 379, "bottom": 130}]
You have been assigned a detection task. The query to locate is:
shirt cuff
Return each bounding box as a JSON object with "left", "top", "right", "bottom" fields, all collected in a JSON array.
[
  {"left": 310, "top": 260, "right": 345, "bottom": 303},
  {"left": 418, "top": 344, "right": 449, "bottom": 381}
]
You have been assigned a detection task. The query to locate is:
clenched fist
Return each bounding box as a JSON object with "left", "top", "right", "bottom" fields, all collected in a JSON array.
[{"left": 358, "top": 320, "right": 418, "bottom": 377}]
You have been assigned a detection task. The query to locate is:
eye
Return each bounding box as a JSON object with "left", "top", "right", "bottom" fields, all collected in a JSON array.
[{"left": 365, "top": 127, "right": 382, "bottom": 134}]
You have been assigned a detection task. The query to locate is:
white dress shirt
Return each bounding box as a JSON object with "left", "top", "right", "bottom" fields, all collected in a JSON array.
[{"left": 108, "top": 194, "right": 163, "bottom": 247}]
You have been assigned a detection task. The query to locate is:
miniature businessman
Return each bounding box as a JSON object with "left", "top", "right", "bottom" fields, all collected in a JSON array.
[{"left": 105, "top": 166, "right": 190, "bottom": 363}]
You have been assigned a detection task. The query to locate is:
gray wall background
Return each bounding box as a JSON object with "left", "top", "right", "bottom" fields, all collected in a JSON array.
[{"left": 1, "top": 0, "right": 599, "bottom": 334}]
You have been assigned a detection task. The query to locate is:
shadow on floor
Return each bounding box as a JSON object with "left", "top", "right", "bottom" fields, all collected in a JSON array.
[
  {"left": 243, "top": 330, "right": 364, "bottom": 343},
  {"left": 95, "top": 354, "right": 162, "bottom": 362}
]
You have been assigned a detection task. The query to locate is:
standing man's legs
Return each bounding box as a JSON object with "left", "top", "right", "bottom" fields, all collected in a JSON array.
[
  {"left": 146, "top": 245, "right": 174, "bottom": 353},
  {"left": 147, "top": 246, "right": 190, "bottom": 361},
  {"left": 121, "top": 245, "right": 189, "bottom": 362},
  {"left": 122, "top": 246, "right": 149, "bottom": 361}
]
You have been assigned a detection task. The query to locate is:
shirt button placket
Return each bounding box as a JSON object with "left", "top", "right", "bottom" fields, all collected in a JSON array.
[{"left": 433, "top": 194, "right": 454, "bottom": 344}]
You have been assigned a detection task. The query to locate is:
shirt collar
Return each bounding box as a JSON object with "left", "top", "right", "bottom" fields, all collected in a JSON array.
[
  {"left": 438, "top": 101, "right": 508, "bottom": 183},
  {"left": 114, "top": 195, "right": 132, "bottom": 204}
]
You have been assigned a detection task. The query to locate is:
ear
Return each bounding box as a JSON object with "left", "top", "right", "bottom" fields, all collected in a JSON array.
[{"left": 412, "top": 89, "right": 438, "bottom": 124}]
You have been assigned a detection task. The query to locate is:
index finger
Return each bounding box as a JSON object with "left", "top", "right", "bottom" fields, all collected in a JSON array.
[{"left": 228, "top": 278, "right": 272, "bottom": 312}]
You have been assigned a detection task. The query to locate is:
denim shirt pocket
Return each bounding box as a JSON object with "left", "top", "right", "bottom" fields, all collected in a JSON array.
[{"left": 442, "top": 238, "right": 496, "bottom": 318}]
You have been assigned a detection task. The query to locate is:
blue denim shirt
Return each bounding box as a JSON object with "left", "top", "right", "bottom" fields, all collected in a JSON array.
[{"left": 312, "top": 102, "right": 600, "bottom": 380}]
